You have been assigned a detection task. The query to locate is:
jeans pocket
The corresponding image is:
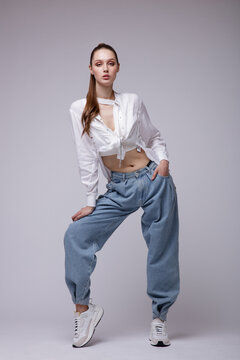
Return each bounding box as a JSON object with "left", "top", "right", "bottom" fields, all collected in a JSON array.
[
  {"left": 156, "top": 173, "right": 171, "bottom": 179},
  {"left": 146, "top": 166, "right": 170, "bottom": 181}
]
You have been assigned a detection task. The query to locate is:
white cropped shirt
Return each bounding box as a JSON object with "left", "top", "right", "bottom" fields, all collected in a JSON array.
[{"left": 69, "top": 90, "right": 169, "bottom": 207}]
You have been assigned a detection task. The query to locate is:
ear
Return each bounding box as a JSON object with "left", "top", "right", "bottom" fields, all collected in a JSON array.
[{"left": 89, "top": 64, "right": 93, "bottom": 76}]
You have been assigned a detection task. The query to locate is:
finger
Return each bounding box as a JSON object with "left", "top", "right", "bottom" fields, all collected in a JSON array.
[
  {"left": 72, "top": 210, "right": 82, "bottom": 220},
  {"left": 151, "top": 170, "right": 157, "bottom": 180},
  {"left": 76, "top": 213, "right": 86, "bottom": 220}
]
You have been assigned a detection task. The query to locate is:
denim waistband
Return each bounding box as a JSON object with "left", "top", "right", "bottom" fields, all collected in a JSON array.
[{"left": 110, "top": 160, "right": 157, "bottom": 180}]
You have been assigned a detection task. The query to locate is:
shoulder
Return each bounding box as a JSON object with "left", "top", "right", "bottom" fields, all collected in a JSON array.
[
  {"left": 69, "top": 98, "right": 86, "bottom": 114},
  {"left": 117, "top": 92, "right": 141, "bottom": 109},
  {"left": 118, "top": 91, "right": 139, "bottom": 102}
]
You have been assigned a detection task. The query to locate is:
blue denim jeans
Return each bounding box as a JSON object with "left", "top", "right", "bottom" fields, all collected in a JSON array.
[{"left": 64, "top": 160, "right": 180, "bottom": 321}]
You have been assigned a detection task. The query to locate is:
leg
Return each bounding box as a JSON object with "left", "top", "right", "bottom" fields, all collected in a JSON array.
[
  {"left": 64, "top": 188, "right": 138, "bottom": 305},
  {"left": 141, "top": 169, "right": 180, "bottom": 321}
]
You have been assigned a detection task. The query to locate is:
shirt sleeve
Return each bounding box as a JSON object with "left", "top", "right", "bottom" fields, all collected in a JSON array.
[
  {"left": 69, "top": 107, "right": 99, "bottom": 207},
  {"left": 137, "top": 96, "right": 169, "bottom": 162}
]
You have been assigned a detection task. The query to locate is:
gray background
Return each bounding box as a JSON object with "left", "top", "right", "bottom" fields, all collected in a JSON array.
[{"left": 1, "top": 0, "right": 240, "bottom": 358}]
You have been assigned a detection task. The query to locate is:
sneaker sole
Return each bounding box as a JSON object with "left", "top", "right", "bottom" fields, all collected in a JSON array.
[
  {"left": 72, "top": 306, "right": 104, "bottom": 348},
  {"left": 149, "top": 338, "right": 171, "bottom": 347}
]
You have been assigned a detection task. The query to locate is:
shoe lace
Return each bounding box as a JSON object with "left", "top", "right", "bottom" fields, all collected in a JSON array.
[
  {"left": 74, "top": 317, "right": 82, "bottom": 337},
  {"left": 153, "top": 323, "right": 167, "bottom": 337},
  {"left": 74, "top": 298, "right": 93, "bottom": 337}
]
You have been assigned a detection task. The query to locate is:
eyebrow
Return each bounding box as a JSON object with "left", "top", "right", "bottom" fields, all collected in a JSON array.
[{"left": 94, "top": 58, "right": 116, "bottom": 62}]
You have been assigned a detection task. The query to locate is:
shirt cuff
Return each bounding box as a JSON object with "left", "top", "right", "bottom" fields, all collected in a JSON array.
[
  {"left": 158, "top": 153, "right": 169, "bottom": 162},
  {"left": 86, "top": 194, "right": 97, "bottom": 207}
]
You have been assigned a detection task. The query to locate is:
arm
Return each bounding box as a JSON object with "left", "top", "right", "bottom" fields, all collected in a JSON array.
[
  {"left": 137, "top": 96, "right": 169, "bottom": 163},
  {"left": 69, "top": 107, "right": 99, "bottom": 207}
]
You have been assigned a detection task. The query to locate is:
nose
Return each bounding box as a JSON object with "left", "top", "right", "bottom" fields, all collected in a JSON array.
[{"left": 103, "top": 63, "right": 110, "bottom": 72}]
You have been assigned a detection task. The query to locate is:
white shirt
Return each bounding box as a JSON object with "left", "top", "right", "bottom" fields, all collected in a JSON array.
[{"left": 69, "top": 90, "right": 169, "bottom": 207}]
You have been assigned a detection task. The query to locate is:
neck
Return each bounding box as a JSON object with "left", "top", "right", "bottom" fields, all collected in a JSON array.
[{"left": 95, "top": 88, "right": 115, "bottom": 100}]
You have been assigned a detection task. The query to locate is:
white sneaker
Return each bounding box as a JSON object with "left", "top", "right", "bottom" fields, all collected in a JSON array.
[
  {"left": 72, "top": 298, "right": 104, "bottom": 348},
  {"left": 149, "top": 317, "right": 171, "bottom": 346}
]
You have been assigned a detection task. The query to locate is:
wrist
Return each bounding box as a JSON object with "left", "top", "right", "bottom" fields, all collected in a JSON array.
[{"left": 160, "top": 159, "right": 169, "bottom": 166}]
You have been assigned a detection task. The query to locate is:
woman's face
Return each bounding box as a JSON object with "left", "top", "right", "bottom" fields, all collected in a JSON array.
[{"left": 89, "top": 48, "right": 119, "bottom": 86}]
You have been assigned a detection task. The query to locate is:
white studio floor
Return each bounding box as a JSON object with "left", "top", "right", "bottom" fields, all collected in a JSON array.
[{"left": 1, "top": 320, "right": 240, "bottom": 360}]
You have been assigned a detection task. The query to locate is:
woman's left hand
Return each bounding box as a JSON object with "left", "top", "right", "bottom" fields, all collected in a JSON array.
[{"left": 151, "top": 160, "right": 170, "bottom": 180}]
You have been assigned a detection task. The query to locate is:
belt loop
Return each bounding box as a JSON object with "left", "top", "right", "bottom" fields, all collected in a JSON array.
[
  {"left": 146, "top": 160, "right": 152, "bottom": 171},
  {"left": 123, "top": 173, "right": 126, "bottom": 180}
]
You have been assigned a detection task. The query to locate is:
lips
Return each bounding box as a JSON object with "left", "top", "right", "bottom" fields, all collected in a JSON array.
[{"left": 102, "top": 75, "right": 110, "bottom": 79}]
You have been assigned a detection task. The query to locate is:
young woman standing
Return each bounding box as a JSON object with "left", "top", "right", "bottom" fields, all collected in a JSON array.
[{"left": 64, "top": 43, "right": 180, "bottom": 348}]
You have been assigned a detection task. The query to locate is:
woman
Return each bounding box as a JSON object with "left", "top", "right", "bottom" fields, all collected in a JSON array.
[{"left": 64, "top": 43, "right": 180, "bottom": 348}]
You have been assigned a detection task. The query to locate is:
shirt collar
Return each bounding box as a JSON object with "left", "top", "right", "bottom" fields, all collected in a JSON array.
[
  {"left": 95, "top": 90, "right": 120, "bottom": 120},
  {"left": 97, "top": 90, "right": 120, "bottom": 106},
  {"left": 113, "top": 90, "right": 121, "bottom": 106}
]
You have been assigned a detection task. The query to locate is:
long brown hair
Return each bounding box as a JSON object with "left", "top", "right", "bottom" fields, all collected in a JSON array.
[{"left": 81, "top": 43, "right": 119, "bottom": 137}]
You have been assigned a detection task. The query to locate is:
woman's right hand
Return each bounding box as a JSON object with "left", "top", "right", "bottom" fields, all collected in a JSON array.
[{"left": 71, "top": 206, "right": 96, "bottom": 221}]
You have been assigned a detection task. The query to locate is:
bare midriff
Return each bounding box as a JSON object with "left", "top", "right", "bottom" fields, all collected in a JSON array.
[{"left": 101, "top": 147, "right": 151, "bottom": 172}]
